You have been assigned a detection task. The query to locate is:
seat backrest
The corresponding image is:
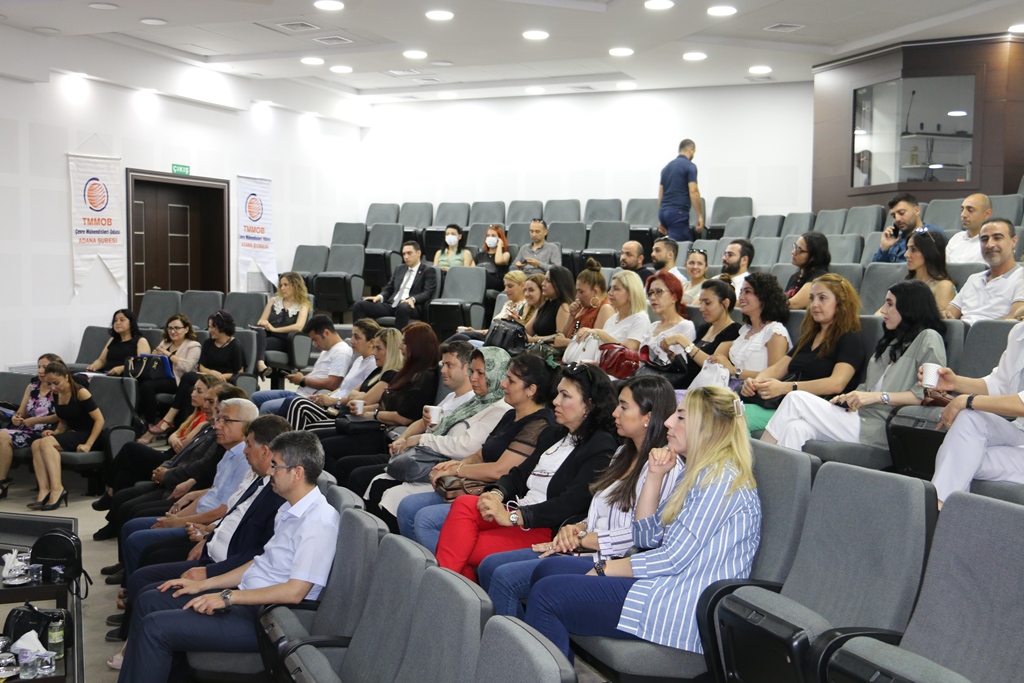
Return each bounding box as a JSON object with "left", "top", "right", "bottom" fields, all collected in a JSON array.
[
  {"left": 365, "top": 202, "right": 399, "bottom": 225},
  {"left": 859, "top": 262, "right": 907, "bottom": 313},
  {"left": 691, "top": 239, "right": 718, "bottom": 261},
  {"left": 543, "top": 199, "right": 581, "bottom": 223},
  {"left": 399, "top": 202, "right": 434, "bottom": 229},
  {"left": 843, "top": 205, "right": 885, "bottom": 236},
  {"left": 291, "top": 245, "right": 329, "bottom": 275},
  {"left": 331, "top": 222, "right": 366, "bottom": 246},
  {"left": 440, "top": 267, "right": 486, "bottom": 303},
  {"left": 366, "top": 223, "right": 404, "bottom": 251},
  {"left": 548, "top": 222, "right": 586, "bottom": 250},
  {"left": 325, "top": 485, "right": 364, "bottom": 513},
  {"left": 829, "top": 263, "right": 864, "bottom": 291},
  {"left": 180, "top": 291, "right": 224, "bottom": 331},
  {"left": 88, "top": 375, "right": 137, "bottom": 428},
  {"left": 860, "top": 231, "right": 884, "bottom": 267},
  {"left": 813, "top": 208, "right": 848, "bottom": 235},
  {"left": 923, "top": 198, "right": 964, "bottom": 234},
  {"left": 722, "top": 216, "right": 754, "bottom": 239},
  {"left": 315, "top": 469, "right": 337, "bottom": 491},
  {"left": 958, "top": 319, "right": 1015, "bottom": 377},
  {"left": 507, "top": 200, "right": 543, "bottom": 224},
  {"left": 751, "top": 214, "right": 784, "bottom": 239},
  {"left": 465, "top": 223, "right": 492, "bottom": 251},
  {"left": 506, "top": 222, "right": 532, "bottom": 247},
  {"left": 751, "top": 237, "right": 782, "bottom": 267},
  {"left": 469, "top": 201, "right": 505, "bottom": 225},
  {"left": 434, "top": 202, "right": 470, "bottom": 227},
  {"left": 324, "top": 244, "right": 365, "bottom": 275},
  {"left": 940, "top": 319, "right": 966, "bottom": 375},
  {"left": 75, "top": 326, "right": 114, "bottom": 365},
  {"left": 583, "top": 198, "right": 622, "bottom": 224},
  {"left": 781, "top": 462, "right": 936, "bottom": 632},
  {"left": 690, "top": 197, "right": 706, "bottom": 229},
  {"left": 0, "top": 372, "right": 33, "bottom": 406},
  {"left": 770, "top": 263, "right": 798, "bottom": 290},
  {"left": 624, "top": 198, "right": 659, "bottom": 227},
  {"left": 394, "top": 567, "right": 494, "bottom": 683},
  {"left": 779, "top": 234, "right": 800, "bottom": 262},
  {"left": 782, "top": 212, "right": 815, "bottom": 237},
  {"left": 784, "top": 309, "right": 805, "bottom": 349},
  {"left": 827, "top": 234, "right": 864, "bottom": 263},
  {"left": 137, "top": 290, "right": 182, "bottom": 328},
  {"left": 749, "top": 440, "right": 815, "bottom": 583},
  {"left": 858, "top": 315, "right": 885, "bottom": 369},
  {"left": 493, "top": 292, "right": 510, "bottom": 315},
  {"left": 709, "top": 197, "right": 754, "bottom": 227},
  {"left": 896, "top": 492, "right": 1024, "bottom": 681},
  {"left": 310, "top": 508, "right": 388, "bottom": 638},
  {"left": 340, "top": 535, "right": 438, "bottom": 682},
  {"left": 947, "top": 261, "right": 986, "bottom": 289},
  {"left": 586, "top": 221, "right": 629, "bottom": 250},
  {"left": 233, "top": 329, "right": 257, "bottom": 373},
  {"left": 473, "top": 616, "right": 576, "bottom": 683},
  {"left": 223, "top": 291, "right": 267, "bottom": 329}
]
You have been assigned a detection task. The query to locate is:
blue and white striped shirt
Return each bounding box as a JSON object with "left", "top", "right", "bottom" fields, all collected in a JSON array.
[{"left": 619, "top": 466, "right": 761, "bottom": 653}]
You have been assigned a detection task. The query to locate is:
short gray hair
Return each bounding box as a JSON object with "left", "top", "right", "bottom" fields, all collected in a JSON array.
[
  {"left": 269, "top": 431, "right": 324, "bottom": 485},
  {"left": 220, "top": 398, "right": 259, "bottom": 423}
]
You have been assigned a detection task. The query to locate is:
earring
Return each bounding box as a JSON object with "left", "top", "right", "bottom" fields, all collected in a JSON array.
[
  {"left": 590, "top": 296, "right": 601, "bottom": 307},
  {"left": 644, "top": 420, "right": 649, "bottom": 428}
]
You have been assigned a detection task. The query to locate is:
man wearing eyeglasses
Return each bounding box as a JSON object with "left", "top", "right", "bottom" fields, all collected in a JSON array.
[
  {"left": 118, "top": 431, "right": 340, "bottom": 683},
  {"left": 658, "top": 139, "right": 703, "bottom": 242},
  {"left": 873, "top": 193, "right": 941, "bottom": 263}
]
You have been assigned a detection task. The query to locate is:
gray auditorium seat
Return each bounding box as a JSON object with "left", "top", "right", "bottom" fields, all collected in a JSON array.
[
  {"left": 751, "top": 214, "right": 784, "bottom": 238},
  {"left": 433, "top": 201, "right": 470, "bottom": 227},
  {"left": 363, "top": 223, "right": 404, "bottom": 289},
  {"left": 399, "top": 202, "right": 433, "bottom": 229},
  {"left": 61, "top": 375, "right": 137, "bottom": 492},
  {"left": 827, "top": 234, "right": 864, "bottom": 263},
  {"left": 946, "top": 261, "right": 986, "bottom": 290},
  {"left": 544, "top": 199, "right": 581, "bottom": 223},
  {"left": 813, "top": 208, "right": 848, "bottom": 235},
  {"left": 829, "top": 263, "right": 864, "bottom": 291},
  {"left": 223, "top": 291, "right": 268, "bottom": 329},
  {"left": 843, "top": 205, "right": 885, "bottom": 236},
  {"left": 365, "top": 202, "right": 399, "bottom": 225},
  {"left": 68, "top": 325, "right": 114, "bottom": 372},
  {"left": 506, "top": 222, "right": 531, "bottom": 248},
  {"left": 860, "top": 231, "right": 883, "bottom": 267},
  {"left": 331, "top": 221, "right": 366, "bottom": 246},
  {"left": 429, "top": 266, "right": 487, "bottom": 331},
  {"left": 624, "top": 198, "right": 659, "bottom": 228},
  {"left": 313, "top": 244, "right": 365, "bottom": 322},
  {"left": 291, "top": 245, "right": 330, "bottom": 291},
  {"left": 470, "top": 201, "right": 505, "bottom": 225},
  {"left": 480, "top": 617, "right": 577, "bottom": 683},
  {"left": 583, "top": 198, "right": 623, "bottom": 224},
  {"left": 582, "top": 221, "right": 629, "bottom": 268},
  {"left": 722, "top": 216, "right": 754, "bottom": 239},
  {"left": 990, "top": 193, "right": 1023, "bottom": 225},
  {"left": 751, "top": 237, "right": 782, "bottom": 267},
  {"left": 708, "top": 196, "right": 754, "bottom": 232},
  {"left": 180, "top": 290, "right": 223, "bottom": 331},
  {"left": 507, "top": 200, "right": 543, "bottom": 224},
  {"left": 137, "top": 289, "right": 181, "bottom": 329},
  {"left": 769, "top": 263, "right": 798, "bottom": 290},
  {"left": 858, "top": 262, "right": 907, "bottom": 314},
  {"left": 923, "top": 198, "right": 964, "bottom": 234},
  {"left": 782, "top": 212, "right": 815, "bottom": 237}
]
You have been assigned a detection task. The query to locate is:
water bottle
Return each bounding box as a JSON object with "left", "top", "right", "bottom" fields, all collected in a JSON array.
[{"left": 47, "top": 617, "right": 64, "bottom": 660}]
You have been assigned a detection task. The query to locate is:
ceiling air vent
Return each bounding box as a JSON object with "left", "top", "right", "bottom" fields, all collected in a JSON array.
[
  {"left": 314, "top": 35, "right": 353, "bottom": 46},
  {"left": 277, "top": 21, "right": 321, "bottom": 32},
  {"left": 413, "top": 77, "right": 444, "bottom": 84},
  {"left": 745, "top": 75, "right": 776, "bottom": 82},
  {"left": 387, "top": 69, "right": 421, "bottom": 76},
  {"left": 568, "top": 85, "right": 595, "bottom": 91},
  {"left": 763, "top": 23, "right": 805, "bottom": 33}
]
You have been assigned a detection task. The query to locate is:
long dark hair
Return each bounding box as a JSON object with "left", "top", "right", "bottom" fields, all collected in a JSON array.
[
  {"left": 109, "top": 308, "right": 142, "bottom": 339},
  {"left": 875, "top": 279, "right": 944, "bottom": 363},
  {"left": 904, "top": 229, "right": 952, "bottom": 285},
  {"left": 507, "top": 353, "right": 559, "bottom": 405},
  {"left": 798, "top": 232, "right": 831, "bottom": 276},
  {"left": 590, "top": 375, "right": 675, "bottom": 512},
  {"left": 44, "top": 362, "right": 81, "bottom": 401},
  {"left": 559, "top": 363, "right": 618, "bottom": 447},
  {"left": 387, "top": 322, "right": 441, "bottom": 393},
  {"left": 546, "top": 266, "right": 576, "bottom": 306}
]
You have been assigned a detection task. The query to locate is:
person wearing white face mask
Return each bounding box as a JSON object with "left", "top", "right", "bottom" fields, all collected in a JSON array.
[
  {"left": 434, "top": 223, "right": 474, "bottom": 271},
  {"left": 474, "top": 225, "right": 512, "bottom": 290}
]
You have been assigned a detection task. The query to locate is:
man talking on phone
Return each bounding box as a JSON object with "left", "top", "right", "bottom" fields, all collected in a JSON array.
[{"left": 872, "top": 192, "right": 943, "bottom": 263}]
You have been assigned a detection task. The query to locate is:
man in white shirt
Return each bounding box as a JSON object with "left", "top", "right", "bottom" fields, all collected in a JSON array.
[
  {"left": 252, "top": 315, "right": 354, "bottom": 415},
  {"left": 117, "top": 431, "right": 340, "bottom": 683},
  {"left": 719, "top": 239, "right": 754, "bottom": 295},
  {"left": 945, "top": 194, "right": 992, "bottom": 265},
  {"left": 651, "top": 237, "right": 687, "bottom": 285},
  {"left": 943, "top": 219, "right": 1024, "bottom": 324}
]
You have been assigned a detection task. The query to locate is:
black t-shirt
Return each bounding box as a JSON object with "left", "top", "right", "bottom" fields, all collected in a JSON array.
[
  {"left": 785, "top": 267, "right": 828, "bottom": 299},
  {"left": 105, "top": 335, "right": 144, "bottom": 371},
  {"left": 380, "top": 369, "right": 438, "bottom": 421},
  {"left": 199, "top": 338, "right": 245, "bottom": 375},
  {"left": 533, "top": 301, "right": 561, "bottom": 337},
  {"left": 474, "top": 249, "right": 509, "bottom": 279},
  {"left": 789, "top": 330, "right": 866, "bottom": 398},
  {"left": 481, "top": 408, "right": 556, "bottom": 463},
  {"left": 680, "top": 322, "right": 741, "bottom": 387},
  {"left": 55, "top": 389, "right": 99, "bottom": 432}
]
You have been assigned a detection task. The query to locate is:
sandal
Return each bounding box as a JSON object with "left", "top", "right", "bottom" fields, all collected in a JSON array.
[
  {"left": 147, "top": 419, "right": 173, "bottom": 436},
  {"left": 0, "top": 477, "right": 12, "bottom": 501}
]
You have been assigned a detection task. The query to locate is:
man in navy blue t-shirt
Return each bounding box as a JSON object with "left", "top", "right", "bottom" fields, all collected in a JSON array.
[{"left": 658, "top": 139, "right": 704, "bottom": 242}]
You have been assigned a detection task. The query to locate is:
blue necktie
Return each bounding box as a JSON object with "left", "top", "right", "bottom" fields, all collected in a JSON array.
[{"left": 206, "top": 477, "right": 264, "bottom": 544}]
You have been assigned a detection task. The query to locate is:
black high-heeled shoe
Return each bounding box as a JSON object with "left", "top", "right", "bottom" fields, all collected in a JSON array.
[
  {"left": 39, "top": 490, "right": 69, "bottom": 511},
  {"left": 0, "top": 477, "right": 12, "bottom": 501},
  {"left": 26, "top": 499, "right": 45, "bottom": 510}
]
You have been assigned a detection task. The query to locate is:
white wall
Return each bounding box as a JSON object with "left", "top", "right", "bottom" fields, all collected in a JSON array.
[{"left": 359, "top": 81, "right": 813, "bottom": 220}]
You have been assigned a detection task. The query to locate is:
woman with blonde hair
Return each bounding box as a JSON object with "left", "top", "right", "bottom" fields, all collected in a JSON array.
[
  {"left": 564, "top": 269, "right": 650, "bottom": 362},
  {"left": 524, "top": 385, "right": 761, "bottom": 661},
  {"left": 449, "top": 270, "right": 530, "bottom": 343},
  {"left": 742, "top": 273, "right": 866, "bottom": 432},
  {"left": 254, "top": 271, "right": 312, "bottom": 378}
]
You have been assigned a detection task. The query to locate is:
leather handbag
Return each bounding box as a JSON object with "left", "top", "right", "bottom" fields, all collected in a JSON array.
[
  {"left": 334, "top": 414, "right": 386, "bottom": 435},
  {"left": 32, "top": 528, "right": 92, "bottom": 599},
  {"left": 743, "top": 374, "right": 799, "bottom": 411},
  {"left": 125, "top": 354, "right": 173, "bottom": 381},
  {"left": 483, "top": 319, "right": 528, "bottom": 357},
  {"left": 598, "top": 344, "right": 641, "bottom": 379},
  {"left": 386, "top": 446, "right": 449, "bottom": 483},
  {"left": 3, "top": 603, "right": 72, "bottom": 648},
  {"left": 434, "top": 475, "right": 489, "bottom": 502}
]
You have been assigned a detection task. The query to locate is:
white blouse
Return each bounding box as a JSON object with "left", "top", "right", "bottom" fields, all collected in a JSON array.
[
  {"left": 639, "top": 319, "right": 697, "bottom": 365},
  {"left": 728, "top": 321, "right": 791, "bottom": 373}
]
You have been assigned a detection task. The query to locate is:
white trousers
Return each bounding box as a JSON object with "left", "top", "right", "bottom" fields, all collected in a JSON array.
[
  {"left": 932, "top": 410, "right": 1024, "bottom": 501},
  {"left": 764, "top": 391, "right": 861, "bottom": 452}
]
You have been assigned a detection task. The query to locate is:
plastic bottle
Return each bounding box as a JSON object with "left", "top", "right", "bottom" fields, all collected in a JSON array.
[{"left": 47, "top": 617, "right": 64, "bottom": 660}]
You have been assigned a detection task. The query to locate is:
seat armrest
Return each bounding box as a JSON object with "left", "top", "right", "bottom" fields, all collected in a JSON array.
[
  {"left": 697, "top": 579, "right": 783, "bottom": 680},
  {"left": 289, "top": 332, "right": 313, "bottom": 368},
  {"left": 807, "top": 627, "right": 904, "bottom": 683},
  {"left": 257, "top": 600, "right": 319, "bottom": 621},
  {"left": 280, "top": 635, "right": 352, "bottom": 661}
]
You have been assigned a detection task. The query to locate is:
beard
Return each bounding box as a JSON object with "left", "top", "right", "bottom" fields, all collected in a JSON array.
[
  {"left": 652, "top": 259, "right": 667, "bottom": 270},
  {"left": 722, "top": 260, "right": 741, "bottom": 275}
]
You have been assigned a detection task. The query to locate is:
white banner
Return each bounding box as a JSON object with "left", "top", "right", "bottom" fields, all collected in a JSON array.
[
  {"left": 237, "top": 175, "right": 278, "bottom": 286},
  {"left": 68, "top": 154, "right": 126, "bottom": 295}
]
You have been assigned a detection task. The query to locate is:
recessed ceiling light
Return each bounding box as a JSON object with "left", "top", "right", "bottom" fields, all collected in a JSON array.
[
  {"left": 330, "top": 65, "right": 353, "bottom": 74},
  {"left": 525, "top": 86, "right": 545, "bottom": 95},
  {"left": 140, "top": 18, "right": 167, "bottom": 25},
  {"left": 89, "top": 3, "right": 119, "bottom": 10},
  {"left": 707, "top": 5, "right": 737, "bottom": 16},
  {"left": 426, "top": 10, "right": 453, "bottom": 20},
  {"left": 403, "top": 50, "right": 428, "bottom": 59},
  {"left": 748, "top": 65, "right": 772, "bottom": 74},
  {"left": 947, "top": 110, "right": 968, "bottom": 117},
  {"left": 33, "top": 27, "right": 60, "bottom": 34},
  {"left": 644, "top": 0, "right": 674, "bottom": 8},
  {"left": 617, "top": 81, "right": 637, "bottom": 90},
  {"left": 683, "top": 52, "right": 707, "bottom": 61},
  {"left": 432, "top": 61, "right": 454, "bottom": 67},
  {"left": 314, "top": 0, "right": 345, "bottom": 9},
  {"left": 301, "top": 57, "right": 325, "bottom": 65},
  {"left": 1009, "top": 24, "right": 1024, "bottom": 33},
  {"left": 438, "top": 91, "right": 458, "bottom": 99},
  {"left": 523, "top": 30, "right": 549, "bottom": 40},
  {"left": 609, "top": 47, "right": 634, "bottom": 57}
]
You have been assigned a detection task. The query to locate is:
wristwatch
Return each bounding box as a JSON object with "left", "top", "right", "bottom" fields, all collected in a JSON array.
[
  {"left": 881, "top": 392, "right": 891, "bottom": 405},
  {"left": 734, "top": 366, "right": 743, "bottom": 379},
  {"left": 219, "top": 589, "right": 232, "bottom": 608},
  {"left": 299, "top": 378, "right": 306, "bottom": 388},
  {"left": 508, "top": 510, "right": 519, "bottom": 526},
  {"left": 594, "top": 560, "right": 607, "bottom": 576},
  {"left": 683, "top": 343, "right": 697, "bottom": 357}
]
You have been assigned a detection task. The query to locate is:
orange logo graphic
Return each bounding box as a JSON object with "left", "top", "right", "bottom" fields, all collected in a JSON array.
[
  {"left": 84, "top": 178, "right": 108, "bottom": 212},
  {"left": 246, "top": 193, "right": 263, "bottom": 221}
]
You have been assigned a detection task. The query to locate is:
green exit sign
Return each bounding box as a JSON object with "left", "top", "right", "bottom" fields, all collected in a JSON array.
[{"left": 172, "top": 164, "right": 191, "bottom": 175}]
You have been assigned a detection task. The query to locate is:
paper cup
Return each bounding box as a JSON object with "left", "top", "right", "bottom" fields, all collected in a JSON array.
[
  {"left": 352, "top": 400, "right": 365, "bottom": 415},
  {"left": 426, "top": 405, "right": 442, "bottom": 425},
  {"left": 921, "top": 363, "right": 941, "bottom": 389}
]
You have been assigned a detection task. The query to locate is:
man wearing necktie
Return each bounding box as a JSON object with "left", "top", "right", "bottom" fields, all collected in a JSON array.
[{"left": 351, "top": 241, "right": 438, "bottom": 328}]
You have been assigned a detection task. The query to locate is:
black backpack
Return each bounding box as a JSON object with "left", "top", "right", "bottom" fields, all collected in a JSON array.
[{"left": 31, "top": 528, "right": 92, "bottom": 599}]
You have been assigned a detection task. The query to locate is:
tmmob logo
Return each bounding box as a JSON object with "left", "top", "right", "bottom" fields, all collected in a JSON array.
[
  {"left": 84, "top": 178, "right": 109, "bottom": 212},
  {"left": 246, "top": 193, "right": 264, "bottom": 222}
]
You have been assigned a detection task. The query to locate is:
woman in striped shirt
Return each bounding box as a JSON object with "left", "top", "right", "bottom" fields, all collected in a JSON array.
[{"left": 525, "top": 385, "right": 761, "bottom": 659}]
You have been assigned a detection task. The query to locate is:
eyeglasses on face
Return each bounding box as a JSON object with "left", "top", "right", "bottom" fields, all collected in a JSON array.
[
  {"left": 269, "top": 463, "right": 297, "bottom": 471},
  {"left": 214, "top": 416, "right": 246, "bottom": 424},
  {"left": 166, "top": 325, "right": 186, "bottom": 332},
  {"left": 791, "top": 246, "right": 808, "bottom": 254},
  {"left": 647, "top": 288, "right": 668, "bottom": 298}
]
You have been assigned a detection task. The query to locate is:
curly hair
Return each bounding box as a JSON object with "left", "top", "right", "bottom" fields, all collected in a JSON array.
[
  {"left": 876, "top": 279, "right": 944, "bottom": 363},
  {"left": 793, "top": 273, "right": 861, "bottom": 358},
  {"left": 740, "top": 272, "right": 789, "bottom": 326}
]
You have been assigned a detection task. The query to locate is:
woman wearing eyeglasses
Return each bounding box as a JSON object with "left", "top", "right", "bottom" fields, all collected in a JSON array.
[
  {"left": 137, "top": 315, "right": 202, "bottom": 443},
  {"left": 635, "top": 272, "right": 695, "bottom": 367},
  {"left": 682, "top": 249, "right": 710, "bottom": 304},
  {"left": 873, "top": 228, "right": 955, "bottom": 314},
  {"left": 434, "top": 362, "right": 618, "bottom": 581},
  {"left": 786, "top": 233, "right": 831, "bottom": 310}
]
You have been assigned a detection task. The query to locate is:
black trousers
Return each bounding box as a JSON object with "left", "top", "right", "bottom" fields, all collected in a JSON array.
[{"left": 351, "top": 300, "right": 421, "bottom": 329}]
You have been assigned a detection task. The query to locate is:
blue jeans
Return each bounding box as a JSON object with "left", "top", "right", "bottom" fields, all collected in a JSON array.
[
  {"left": 121, "top": 517, "right": 188, "bottom": 578},
  {"left": 477, "top": 547, "right": 544, "bottom": 619},
  {"left": 397, "top": 492, "right": 449, "bottom": 553},
  {"left": 251, "top": 390, "right": 297, "bottom": 415},
  {"left": 659, "top": 206, "right": 694, "bottom": 242}
]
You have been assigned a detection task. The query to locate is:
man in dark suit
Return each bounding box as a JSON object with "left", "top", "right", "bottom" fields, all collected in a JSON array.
[
  {"left": 107, "top": 415, "right": 291, "bottom": 644},
  {"left": 351, "top": 240, "right": 437, "bottom": 328}
]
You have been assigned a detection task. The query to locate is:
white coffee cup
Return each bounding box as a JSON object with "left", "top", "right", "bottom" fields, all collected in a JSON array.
[
  {"left": 352, "top": 399, "right": 365, "bottom": 415},
  {"left": 921, "top": 363, "right": 941, "bottom": 389},
  {"left": 426, "top": 405, "right": 442, "bottom": 425}
]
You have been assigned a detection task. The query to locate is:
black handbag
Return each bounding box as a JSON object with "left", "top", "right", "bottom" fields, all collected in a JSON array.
[
  {"left": 742, "top": 374, "right": 800, "bottom": 411},
  {"left": 3, "top": 603, "right": 72, "bottom": 648},
  {"left": 483, "top": 319, "right": 528, "bottom": 357},
  {"left": 385, "top": 446, "right": 449, "bottom": 483},
  {"left": 125, "top": 354, "right": 173, "bottom": 381},
  {"left": 885, "top": 406, "right": 947, "bottom": 479},
  {"left": 31, "top": 528, "right": 92, "bottom": 599},
  {"left": 334, "top": 414, "right": 386, "bottom": 435}
]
